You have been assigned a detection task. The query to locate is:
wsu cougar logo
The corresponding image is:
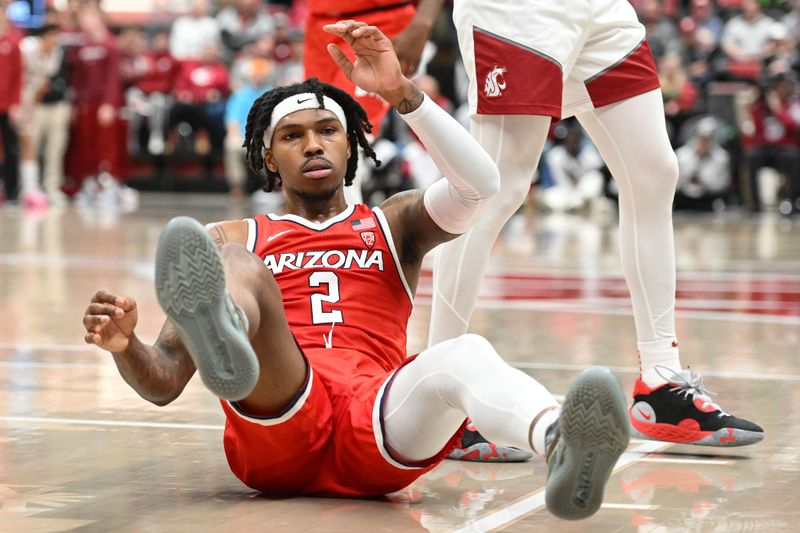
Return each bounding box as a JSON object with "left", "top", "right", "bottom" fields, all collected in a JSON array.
[{"left": 484, "top": 66, "right": 508, "bottom": 97}]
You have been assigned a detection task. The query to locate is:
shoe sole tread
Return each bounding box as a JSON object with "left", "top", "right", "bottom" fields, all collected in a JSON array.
[
  {"left": 155, "top": 217, "right": 258, "bottom": 401},
  {"left": 546, "top": 367, "right": 630, "bottom": 520}
]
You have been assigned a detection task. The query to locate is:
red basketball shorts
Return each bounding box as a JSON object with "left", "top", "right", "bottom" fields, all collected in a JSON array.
[
  {"left": 453, "top": 0, "right": 661, "bottom": 120},
  {"left": 220, "top": 351, "right": 464, "bottom": 497},
  {"left": 304, "top": 4, "right": 416, "bottom": 136}
]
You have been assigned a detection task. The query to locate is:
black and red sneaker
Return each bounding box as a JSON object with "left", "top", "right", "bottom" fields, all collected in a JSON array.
[
  {"left": 447, "top": 420, "right": 532, "bottom": 462},
  {"left": 630, "top": 367, "right": 764, "bottom": 447}
]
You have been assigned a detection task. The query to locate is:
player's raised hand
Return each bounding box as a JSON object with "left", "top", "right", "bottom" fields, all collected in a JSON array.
[
  {"left": 83, "top": 290, "right": 138, "bottom": 352},
  {"left": 323, "top": 20, "right": 407, "bottom": 102}
]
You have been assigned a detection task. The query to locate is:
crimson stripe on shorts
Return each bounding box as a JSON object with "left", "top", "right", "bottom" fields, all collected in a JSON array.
[{"left": 584, "top": 40, "right": 661, "bottom": 109}]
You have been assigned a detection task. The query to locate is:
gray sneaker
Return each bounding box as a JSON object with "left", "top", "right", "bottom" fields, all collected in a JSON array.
[
  {"left": 155, "top": 216, "right": 259, "bottom": 401},
  {"left": 545, "top": 367, "right": 630, "bottom": 520}
]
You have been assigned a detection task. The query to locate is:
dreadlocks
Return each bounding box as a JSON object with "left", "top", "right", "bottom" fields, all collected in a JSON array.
[{"left": 244, "top": 78, "right": 380, "bottom": 192}]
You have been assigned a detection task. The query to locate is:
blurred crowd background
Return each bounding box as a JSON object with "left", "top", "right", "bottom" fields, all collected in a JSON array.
[{"left": 2, "top": 0, "right": 800, "bottom": 216}]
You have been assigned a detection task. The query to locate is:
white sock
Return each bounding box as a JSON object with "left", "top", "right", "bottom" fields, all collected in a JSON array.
[
  {"left": 20, "top": 160, "right": 41, "bottom": 194},
  {"left": 638, "top": 339, "right": 682, "bottom": 387}
]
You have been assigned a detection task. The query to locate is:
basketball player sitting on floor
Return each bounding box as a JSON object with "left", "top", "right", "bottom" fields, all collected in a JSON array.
[{"left": 81, "top": 21, "right": 629, "bottom": 520}]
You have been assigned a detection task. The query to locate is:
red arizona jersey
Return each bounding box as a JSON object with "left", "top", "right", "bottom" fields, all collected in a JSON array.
[{"left": 246, "top": 204, "right": 413, "bottom": 376}]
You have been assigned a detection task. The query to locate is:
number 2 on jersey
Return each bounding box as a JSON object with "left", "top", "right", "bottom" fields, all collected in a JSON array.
[{"left": 309, "top": 271, "right": 343, "bottom": 324}]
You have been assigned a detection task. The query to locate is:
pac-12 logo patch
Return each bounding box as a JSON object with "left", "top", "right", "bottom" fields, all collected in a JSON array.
[
  {"left": 484, "top": 66, "right": 507, "bottom": 98},
  {"left": 360, "top": 231, "right": 376, "bottom": 249}
]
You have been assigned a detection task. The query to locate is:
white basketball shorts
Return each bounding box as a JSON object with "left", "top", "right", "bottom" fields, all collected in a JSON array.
[{"left": 453, "top": 0, "right": 661, "bottom": 119}]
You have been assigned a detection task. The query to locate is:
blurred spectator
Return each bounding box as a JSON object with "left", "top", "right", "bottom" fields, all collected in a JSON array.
[
  {"left": 119, "top": 26, "right": 148, "bottom": 148},
  {"left": 224, "top": 57, "right": 272, "bottom": 197},
  {"left": 169, "top": 0, "right": 220, "bottom": 61},
  {"left": 742, "top": 71, "right": 800, "bottom": 213},
  {"left": 782, "top": 0, "right": 800, "bottom": 41},
  {"left": 272, "top": 27, "right": 304, "bottom": 87},
  {"left": 539, "top": 121, "right": 606, "bottom": 213},
  {"left": 66, "top": 3, "right": 129, "bottom": 206},
  {"left": 170, "top": 43, "right": 229, "bottom": 178},
  {"left": 721, "top": 0, "right": 775, "bottom": 80},
  {"left": 675, "top": 117, "right": 732, "bottom": 210},
  {"left": 118, "top": 25, "right": 146, "bottom": 67},
  {"left": 271, "top": 12, "right": 296, "bottom": 63},
  {"left": 690, "top": 0, "right": 723, "bottom": 44},
  {"left": 416, "top": 73, "right": 452, "bottom": 112},
  {"left": 0, "top": 3, "right": 22, "bottom": 202},
  {"left": 762, "top": 22, "right": 798, "bottom": 75},
  {"left": 8, "top": 0, "right": 796, "bottom": 214},
  {"left": 230, "top": 34, "right": 275, "bottom": 90},
  {"left": 659, "top": 52, "right": 700, "bottom": 138},
  {"left": 124, "top": 29, "right": 178, "bottom": 156},
  {"left": 681, "top": 23, "right": 721, "bottom": 87},
  {"left": 19, "top": 23, "right": 71, "bottom": 207},
  {"left": 641, "top": 0, "right": 681, "bottom": 59},
  {"left": 216, "top": 0, "right": 276, "bottom": 62}
]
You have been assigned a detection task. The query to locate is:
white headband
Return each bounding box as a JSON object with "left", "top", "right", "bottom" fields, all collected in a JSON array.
[{"left": 263, "top": 93, "right": 348, "bottom": 148}]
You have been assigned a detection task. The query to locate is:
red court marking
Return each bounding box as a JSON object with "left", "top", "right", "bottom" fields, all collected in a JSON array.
[{"left": 417, "top": 271, "right": 800, "bottom": 318}]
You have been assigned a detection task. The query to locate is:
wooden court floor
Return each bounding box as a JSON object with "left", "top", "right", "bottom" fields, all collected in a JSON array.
[{"left": 0, "top": 194, "right": 798, "bottom": 532}]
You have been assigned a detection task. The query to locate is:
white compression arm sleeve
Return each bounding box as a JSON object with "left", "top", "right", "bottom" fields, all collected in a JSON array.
[{"left": 400, "top": 93, "right": 500, "bottom": 234}]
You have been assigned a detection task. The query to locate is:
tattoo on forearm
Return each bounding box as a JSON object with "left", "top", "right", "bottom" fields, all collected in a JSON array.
[
  {"left": 210, "top": 225, "right": 228, "bottom": 248},
  {"left": 396, "top": 85, "right": 424, "bottom": 115},
  {"left": 112, "top": 320, "right": 194, "bottom": 404}
]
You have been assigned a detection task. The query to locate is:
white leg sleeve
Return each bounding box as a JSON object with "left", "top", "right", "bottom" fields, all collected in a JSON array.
[
  {"left": 383, "top": 334, "right": 560, "bottom": 461},
  {"left": 428, "top": 115, "right": 551, "bottom": 346},
  {"left": 576, "top": 89, "right": 682, "bottom": 384}
]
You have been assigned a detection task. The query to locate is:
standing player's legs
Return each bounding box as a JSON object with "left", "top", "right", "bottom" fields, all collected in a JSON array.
[
  {"left": 576, "top": 91, "right": 763, "bottom": 446},
  {"left": 575, "top": 90, "right": 681, "bottom": 385},
  {"left": 432, "top": 0, "right": 584, "bottom": 461},
  {"left": 383, "top": 334, "right": 630, "bottom": 520},
  {"left": 562, "top": 0, "right": 760, "bottom": 445},
  {"left": 428, "top": 114, "right": 550, "bottom": 344},
  {"left": 430, "top": 1, "right": 576, "bottom": 339}
]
